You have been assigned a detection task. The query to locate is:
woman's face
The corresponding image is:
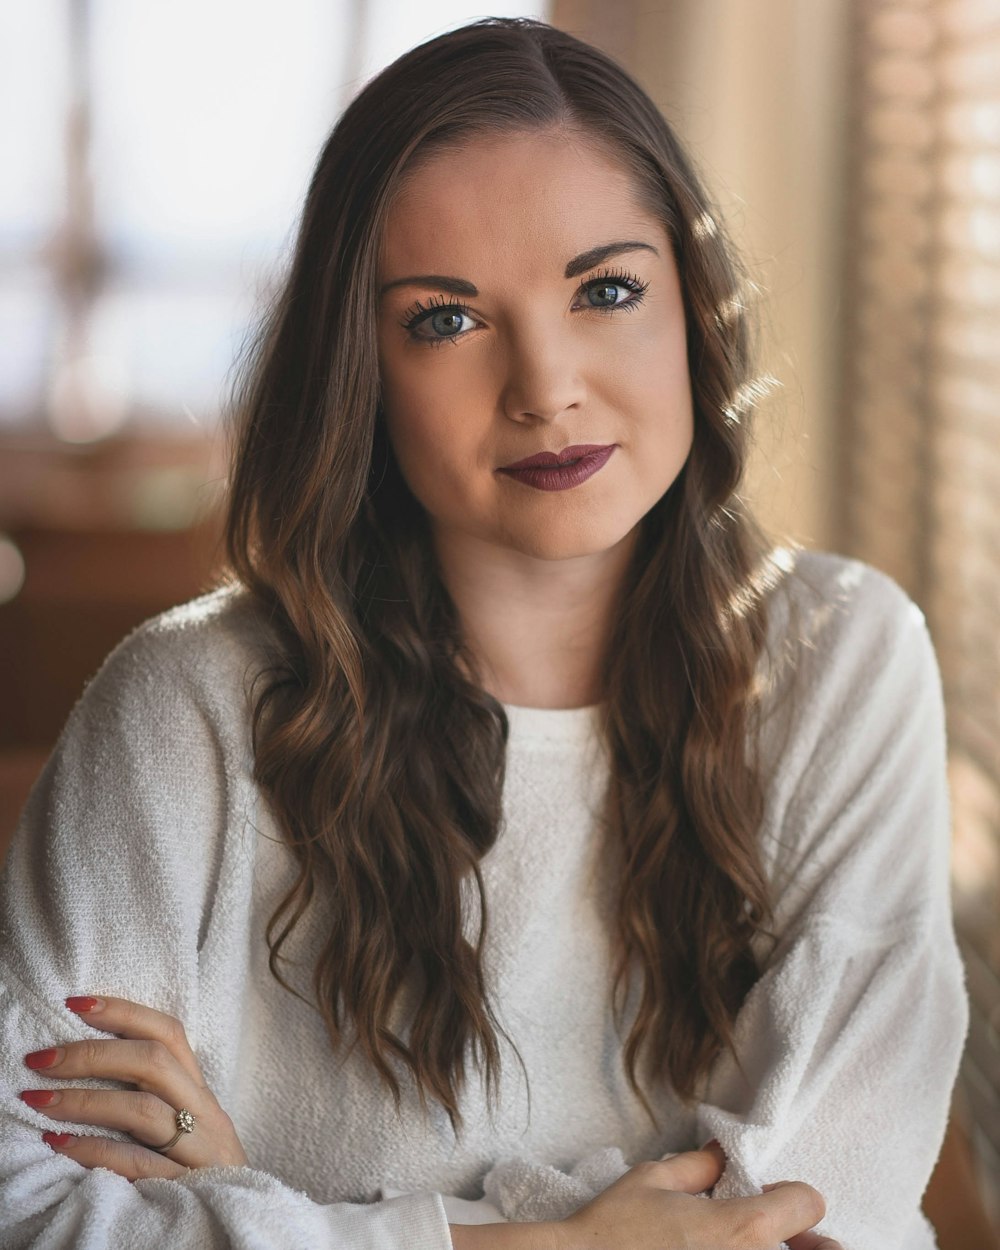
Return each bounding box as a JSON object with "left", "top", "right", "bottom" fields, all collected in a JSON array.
[{"left": 376, "top": 127, "right": 694, "bottom": 564}]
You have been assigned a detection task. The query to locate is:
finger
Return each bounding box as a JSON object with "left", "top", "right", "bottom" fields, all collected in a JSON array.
[
  {"left": 763, "top": 1183, "right": 841, "bottom": 1248},
  {"left": 649, "top": 1143, "right": 727, "bottom": 1194},
  {"left": 41, "top": 1130, "right": 188, "bottom": 1182},
  {"left": 24, "top": 1037, "right": 207, "bottom": 1122},
  {"left": 785, "top": 1231, "right": 843, "bottom": 1250},
  {"left": 65, "top": 996, "right": 206, "bottom": 1088},
  {"left": 717, "top": 1182, "right": 826, "bottom": 1249},
  {"left": 22, "top": 1087, "right": 183, "bottom": 1152}
]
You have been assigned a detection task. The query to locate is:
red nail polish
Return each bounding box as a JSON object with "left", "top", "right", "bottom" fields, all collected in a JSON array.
[
  {"left": 42, "top": 1132, "right": 73, "bottom": 1149},
  {"left": 21, "top": 1090, "right": 59, "bottom": 1107},
  {"left": 699, "top": 1137, "right": 721, "bottom": 1151},
  {"left": 66, "top": 996, "right": 102, "bottom": 1013},
  {"left": 24, "top": 1049, "right": 61, "bottom": 1070}
]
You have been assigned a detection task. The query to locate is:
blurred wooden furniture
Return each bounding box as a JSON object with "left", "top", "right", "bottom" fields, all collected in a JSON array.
[
  {"left": 0, "top": 429, "right": 225, "bottom": 857},
  {"left": 925, "top": 1110, "right": 1000, "bottom": 1249}
]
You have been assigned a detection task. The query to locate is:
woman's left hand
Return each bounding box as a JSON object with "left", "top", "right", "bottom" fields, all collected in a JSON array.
[{"left": 21, "top": 994, "right": 249, "bottom": 1181}]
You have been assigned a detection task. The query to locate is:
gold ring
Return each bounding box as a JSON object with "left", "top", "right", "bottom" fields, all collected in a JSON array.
[{"left": 146, "top": 1107, "right": 196, "bottom": 1153}]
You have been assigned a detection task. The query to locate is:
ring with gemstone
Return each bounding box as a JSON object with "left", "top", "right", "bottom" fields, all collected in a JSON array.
[{"left": 145, "top": 1107, "right": 196, "bottom": 1153}]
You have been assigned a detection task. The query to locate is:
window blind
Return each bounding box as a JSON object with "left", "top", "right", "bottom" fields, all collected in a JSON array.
[{"left": 840, "top": 0, "right": 1000, "bottom": 1219}]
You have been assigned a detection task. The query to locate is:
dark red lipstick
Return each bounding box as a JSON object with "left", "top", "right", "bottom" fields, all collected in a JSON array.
[{"left": 497, "top": 444, "right": 616, "bottom": 492}]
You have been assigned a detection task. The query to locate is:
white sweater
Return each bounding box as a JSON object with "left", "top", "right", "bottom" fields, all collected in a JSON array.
[{"left": 0, "top": 548, "right": 968, "bottom": 1249}]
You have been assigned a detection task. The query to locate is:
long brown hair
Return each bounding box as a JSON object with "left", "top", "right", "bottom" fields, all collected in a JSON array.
[{"left": 214, "top": 16, "right": 790, "bottom": 1136}]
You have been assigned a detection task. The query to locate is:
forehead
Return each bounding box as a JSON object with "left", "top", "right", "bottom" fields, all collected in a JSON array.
[{"left": 379, "top": 129, "right": 662, "bottom": 278}]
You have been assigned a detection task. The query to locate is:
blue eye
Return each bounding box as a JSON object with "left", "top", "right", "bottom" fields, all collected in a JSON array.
[
  {"left": 426, "top": 308, "right": 470, "bottom": 335},
  {"left": 399, "top": 268, "right": 649, "bottom": 348},
  {"left": 577, "top": 270, "right": 650, "bottom": 311},
  {"left": 586, "top": 281, "right": 631, "bottom": 307},
  {"left": 400, "top": 297, "right": 475, "bottom": 347}
]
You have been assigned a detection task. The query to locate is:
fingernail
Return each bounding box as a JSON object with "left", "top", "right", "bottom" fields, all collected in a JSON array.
[
  {"left": 66, "top": 996, "right": 103, "bottom": 1013},
  {"left": 24, "top": 1048, "right": 64, "bottom": 1070},
  {"left": 21, "top": 1090, "right": 61, "bottom": 1108},
  {"left": 42, "top": 1132, "right": 74, "bottom": 1149},
  {"left": 700, "top": 1137, "right": 721, "bottom": 1150}
]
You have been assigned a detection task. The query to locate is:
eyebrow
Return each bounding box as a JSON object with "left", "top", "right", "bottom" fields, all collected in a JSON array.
[{"left": 377, "top": 239, "right": 659, "bottom": 299}]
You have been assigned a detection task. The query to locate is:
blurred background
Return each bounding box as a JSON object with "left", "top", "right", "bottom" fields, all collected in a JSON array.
[{"left": 0, "top": 0, "right": 997, "bottom": 1237}]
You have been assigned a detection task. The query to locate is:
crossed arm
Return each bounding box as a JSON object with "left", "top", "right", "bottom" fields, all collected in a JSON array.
[{"left": 17, "top": 995, "right": 838, "bottom": 1250}]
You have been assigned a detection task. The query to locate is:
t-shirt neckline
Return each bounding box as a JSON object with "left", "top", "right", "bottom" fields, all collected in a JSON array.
[{"left": 500, "top": 700, "right": 604, "bottom": 747}]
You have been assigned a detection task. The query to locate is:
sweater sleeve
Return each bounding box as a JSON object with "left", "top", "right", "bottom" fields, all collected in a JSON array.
[
  {"left": 695, "top": 560, "right": 970, "bottom": 1249},
  {"left": 0, "top": 620, "right": 453, "bottom": 1250}
]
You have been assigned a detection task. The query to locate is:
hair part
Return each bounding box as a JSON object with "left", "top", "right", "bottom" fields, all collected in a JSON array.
[{"left": 215, "top": 15, "right": 788, "bottom": 1137}]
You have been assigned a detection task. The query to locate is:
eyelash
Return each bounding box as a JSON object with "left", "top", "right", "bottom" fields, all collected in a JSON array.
[{"left": 398, "top": 267, "right": 651, "bottom": 349}]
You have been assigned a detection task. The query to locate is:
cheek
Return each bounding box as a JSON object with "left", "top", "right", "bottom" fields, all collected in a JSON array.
[
  {"left": 379, "top": 350, "right": 437, "bottom": 459},
  {"left": 625, "top": 332, "right": 694, "bottom": 487},
  {"left": 610, "top": 321, "right": 693, "bottom": 429},
  {"left": 379, "top": 365, "right": 485, "bottom": 505}
]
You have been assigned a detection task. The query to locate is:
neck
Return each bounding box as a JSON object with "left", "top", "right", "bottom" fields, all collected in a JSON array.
[{"left": 433, "top": 524, "right": 637, "bottom": 710}]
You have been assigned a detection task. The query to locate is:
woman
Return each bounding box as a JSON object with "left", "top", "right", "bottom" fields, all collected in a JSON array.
[{"left": 0, "top": 17, "right": 966, "bottom": 1249}]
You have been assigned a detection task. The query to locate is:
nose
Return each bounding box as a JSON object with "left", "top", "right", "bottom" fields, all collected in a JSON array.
[{"left": 499, "top": 321, "right": 587, "bottom": 424}]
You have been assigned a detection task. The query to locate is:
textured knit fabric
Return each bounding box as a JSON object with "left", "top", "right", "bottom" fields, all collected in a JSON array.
[{"left": 0, "top": 548, "right": 968, "bottom": 1248}]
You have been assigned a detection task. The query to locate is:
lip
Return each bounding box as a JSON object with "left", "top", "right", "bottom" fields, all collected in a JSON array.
[
  {"left": 499, "top": 443, "right": 616, "bottom": 470},
  {"left": 497, "top": 444, "right": 616, "bottom": 492}
]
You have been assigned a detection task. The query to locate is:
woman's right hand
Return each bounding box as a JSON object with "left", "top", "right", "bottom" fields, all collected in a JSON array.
[{"left": 555, "top": 1144, "right": 842, "bottom": 1250}]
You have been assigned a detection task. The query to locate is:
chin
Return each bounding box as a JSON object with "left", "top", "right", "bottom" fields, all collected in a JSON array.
[{"left": 501, "top": 520, "right": 637, "bottom": 563}]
